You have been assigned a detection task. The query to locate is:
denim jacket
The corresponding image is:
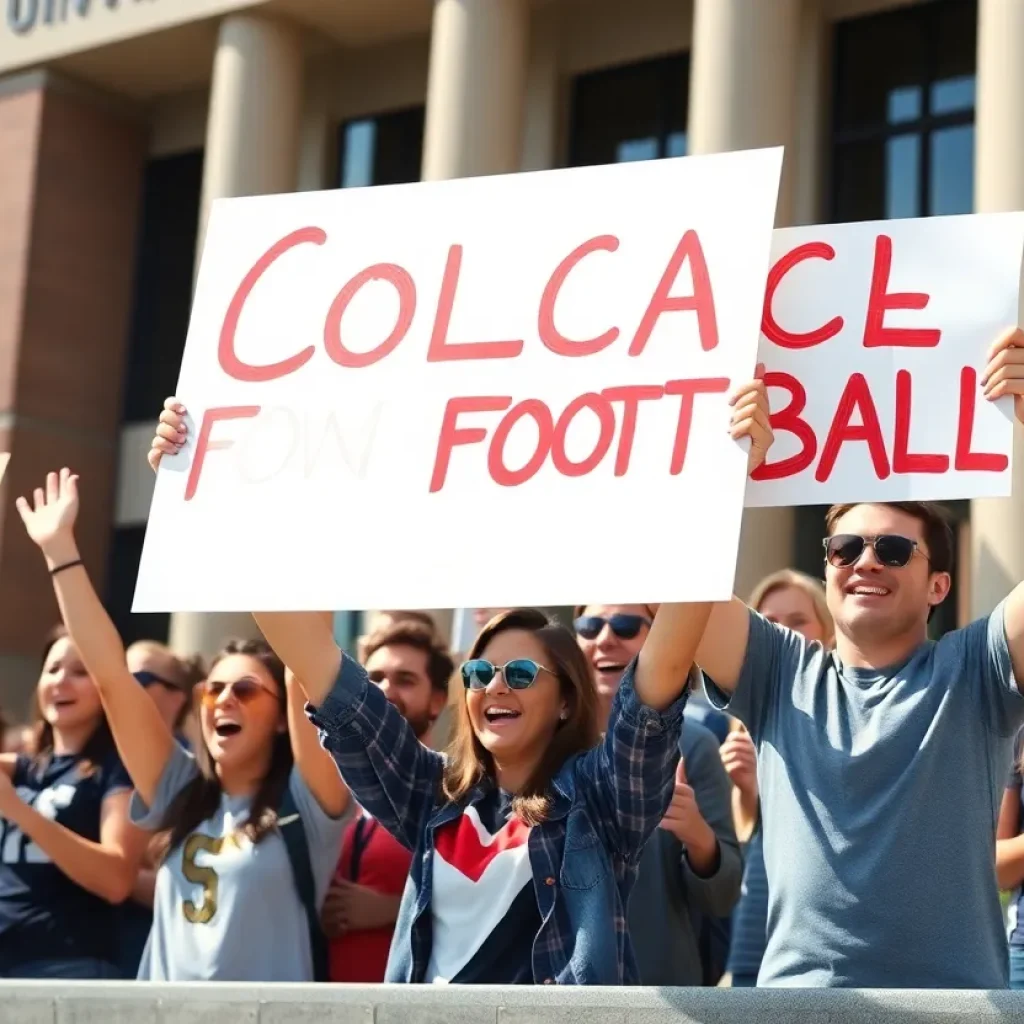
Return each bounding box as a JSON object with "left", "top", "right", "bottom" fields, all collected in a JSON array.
[{"left": 307, "top": 651, "right": 690, "bottom": 985}]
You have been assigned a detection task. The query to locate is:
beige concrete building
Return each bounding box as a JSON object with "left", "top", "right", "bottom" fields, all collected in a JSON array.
[{"left": 0, "top": 0, "right": 1018, "bottom": 712}]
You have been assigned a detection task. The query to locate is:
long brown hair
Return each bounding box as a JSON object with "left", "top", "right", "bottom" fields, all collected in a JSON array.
[
  {"left": 441, "top": 608, "right": 599, "bottom": 826},
  {"left": 29, "top": 624, "right": 114, "bottom": 775},
  {"left": 154, "top": 638, "right": 292, "bottom": 860}
]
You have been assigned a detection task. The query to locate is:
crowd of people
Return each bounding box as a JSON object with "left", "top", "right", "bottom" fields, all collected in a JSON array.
[{"left": 0, "top": 327, "right": 1021, "bottom": 989}]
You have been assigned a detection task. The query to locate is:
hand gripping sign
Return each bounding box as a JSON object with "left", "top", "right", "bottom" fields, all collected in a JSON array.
[
  {"left": 747, "top": 213, "right": 1024, "bottom": 507},
  {"left": 133, "top": 150, "right": 784, "bottom": 614}
]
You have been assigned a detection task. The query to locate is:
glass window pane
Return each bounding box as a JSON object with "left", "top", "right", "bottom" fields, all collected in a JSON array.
[
  {"left": 886, "top": 134, "right": 921, "bottom": 219},
  {"left": 569, "top": 53, "right": 687, "bottom": 167},
  {"left": 340, "top": 120, "right": 377, "bottom": 188},
  {"left": 616, "top": 138, "right": 659, "bottom": 162},
  {"left": 929, "top": 124, "right": 974, "bottom": 215},
  {"left": 834, "top": 6, "right": 926, "bottom": 132},
  {"left": 665, "top": 131, "right": 687, "bottom": 157},
  {"left": 833, "top": 141, "right": 887, "bottom": 222},
  {"left": 931, "top": 75, "right": 975, "bottom": 116},
  {"left": 887, "top": 86, "right": 922, "bottom": 125}
]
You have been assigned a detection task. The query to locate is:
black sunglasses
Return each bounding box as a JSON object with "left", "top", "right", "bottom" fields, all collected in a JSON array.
[
  {"left": 573, "top": 614, "right": 651, "bottom": 641},
  {"left": 133, "top": 670, "right": 181, "bottom": 693},
  {"left": 460, "top": 658, "right": 552, "bottom": 691},
  {"left": 823, "top": 533, "right": 922, "bottom": 569}
]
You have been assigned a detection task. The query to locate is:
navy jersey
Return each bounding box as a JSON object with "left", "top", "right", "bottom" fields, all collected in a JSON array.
[{"left": 0, "top": 751, "right": 132, "bottom": 971}]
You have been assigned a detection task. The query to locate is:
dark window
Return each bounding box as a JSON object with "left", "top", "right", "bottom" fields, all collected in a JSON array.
[
  {"left": 337, "top": 107, "right": 425, "bottom": 187},
  {"left": 569, "top": 53, "right": 688, "bottom": 167},
  {"left": 105, "top": 526, "right": 170, "bottom": 647},
  {"left": 121, "top": 150, "right": 203, "bottom": 423},
  {"left": 831, "top": 0, "right": 976, "bottom": 222}
]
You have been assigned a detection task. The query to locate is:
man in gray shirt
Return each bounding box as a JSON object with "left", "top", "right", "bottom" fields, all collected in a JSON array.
[{"left": 696, "top": 485, "right": 1024, "bottom": 987}]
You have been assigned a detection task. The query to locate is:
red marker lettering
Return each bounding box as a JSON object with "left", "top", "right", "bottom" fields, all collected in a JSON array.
[
  {"left": 429, "top": 396, "right": 513, "bottom": 493},
  {"left": 955, "top": 366, "right": 1009, "bottom": 472},
  {"left": 219, "top": 228, "right": 324, "bottom": 383},
  {"left": 324, "top": 263, "right": 416, "bottom": 368},
  {"left": 428, "top": 245, "right": 525, "bottom": 362},
  {"left": 664, "top": 377, "right": 730, "bottom": 474},
  {"left": 185, "top": 405, "right": 261, "bottom": 500},
  {"left": 538, "top": 235, "right": 620, "bottom": 357},
  {"left": 630, "top": 230, "right": 719, "bottom": 356},
  {"left": 816, "top": 373, "right": 890, "bottom": 482},
  {"left": 550, "top": 393, "right": 616, "bottom": 477},
  {"left": 751, "top": 371, "right": 818, "bottom": 482},
  {"left": 892, "top": 369, "right": 948, "bottom": 474},
  {"left": 602, "top": 385, "right": 665, "bottom": 476},
  {"left": 863, "top": 235, "right": 941, "bottom": 349},
  {"left": 761, "top": 243, "right": 843, "bottom": 349},
  {"left": 488, "top": 399, "right": 554, "bottom": 487}
]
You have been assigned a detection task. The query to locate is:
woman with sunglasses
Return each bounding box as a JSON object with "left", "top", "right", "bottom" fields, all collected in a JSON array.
[
  {"left": 145, "top": 374, "right": 773, "bottom": 985},
  {"left": 16, "top": 469, "right": 349, "bottom": 981}
]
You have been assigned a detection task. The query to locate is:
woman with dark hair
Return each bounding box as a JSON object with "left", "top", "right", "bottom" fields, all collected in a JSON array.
[
  {"left": 16, "top": 470, "right": 350, "bottom": 981},
  {"left": 0, "top": 625, "right": 145, "bottom": 978},
  {"left": 147, "top": 374, "right": 773, "bottom": 985}
]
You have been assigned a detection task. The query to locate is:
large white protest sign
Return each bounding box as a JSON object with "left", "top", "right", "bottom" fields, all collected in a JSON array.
[
  {"left": 133, "top": 149, "right": 783, "bottom": 613},
  {"left": 746, "top": 213, "right": 1024, "bottom": 507}
]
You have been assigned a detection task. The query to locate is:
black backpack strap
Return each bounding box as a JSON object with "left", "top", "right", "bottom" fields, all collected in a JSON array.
[{"left": 278, "top": 784, "right": 329, "bottom": 982}]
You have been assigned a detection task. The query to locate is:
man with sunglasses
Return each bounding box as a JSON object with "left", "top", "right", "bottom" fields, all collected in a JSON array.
[
  {"left": 574, "top": 605, "right": 741, "bottom": 986},
  {"left": 688, "top": 328, "right": 1024, "bottom": 989}
]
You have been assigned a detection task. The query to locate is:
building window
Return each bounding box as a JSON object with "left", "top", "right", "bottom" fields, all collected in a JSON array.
[
  {"left": 831, "top": 0, "right": 976, "bottom": 222},
  {"left": 338, "top": 107, "right": 425, "bottom": 188},
  {"left": 106, "top": 526, "right": 170, "bottom": 648},
  {"left": 569, "top": 53, "right": 688, "bottom": 168},
  {"left": 121, "top": 150, "right": 203, "bottom": 424}
]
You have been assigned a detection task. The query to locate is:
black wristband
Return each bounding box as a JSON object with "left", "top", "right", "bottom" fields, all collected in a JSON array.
[{"left": 49, "top": 559, "right": 83, "bottom": 576}]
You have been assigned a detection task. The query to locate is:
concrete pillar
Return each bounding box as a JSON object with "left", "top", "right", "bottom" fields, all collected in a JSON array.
[
  {"left": 169, "top": 13, "right": 303, "bottom": 661},
  {"left": 421, "top": 0, "right": 529, "bottom": 180},
  {"left": 970, "top": 0, "right": 1024, "bottom": 618},
  {"left": 687, "top": 0, "right": 804, "bottom": 597}
]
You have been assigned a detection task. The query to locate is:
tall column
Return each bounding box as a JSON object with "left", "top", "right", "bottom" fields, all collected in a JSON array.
[
  {"left": 169, "top": 14, "right": 304, "bottom": 661},
  {"left": 970, "top": 0, "right": 1024, "bottom": 619},
  {"left": 421, "top": 0, "right": 529, "bottom": 180},
  {"left": 687, "top": 0, "right": 804, "bottom": 598}
]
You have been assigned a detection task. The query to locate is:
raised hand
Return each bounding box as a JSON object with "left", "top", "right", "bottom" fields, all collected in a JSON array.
[
  {"left": 720, "top": 726, "right": 758, "bottom": 800},
  {"left": 729, "top": 363, "right": 773, "bottom": 475},
  {"left": 15, "top": 468, "right": 80, "bottom": 554},
  {"left": 148, "top": 397, "right": 189, "bottom": 473},
  {"left": 981, "top": 326, "right": 1024, "bottom": 425}
]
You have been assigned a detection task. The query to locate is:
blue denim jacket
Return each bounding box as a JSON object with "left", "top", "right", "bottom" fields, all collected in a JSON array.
[{"left": 307, "top": 651, "right": 690, "bottom": 985}]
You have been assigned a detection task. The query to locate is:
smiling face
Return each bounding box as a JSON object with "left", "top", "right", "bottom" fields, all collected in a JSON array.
[
  {"left": 825, "top": 504, "right": 950, "bottom": 652},
  {"left": 757, "top": 585, "right": 828, "bottom": 644},
  {"left": 37, "top": 636, "right": 103, "bottom": 735},
  {"left": 199, "top": 653, "right": 286, "bottom": 772},
  {"left": 465, "top": 629, "right": 566, "bottom": 773},
  {"left": 576, "top": 604, "right": 651, "bottom": 713}
]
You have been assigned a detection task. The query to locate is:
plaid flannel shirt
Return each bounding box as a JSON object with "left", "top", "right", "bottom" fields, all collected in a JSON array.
[{"left": 307, "top": 651, "right": 690, "bottom": 985}]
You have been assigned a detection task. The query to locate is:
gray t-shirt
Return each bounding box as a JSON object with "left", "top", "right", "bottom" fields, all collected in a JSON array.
[
  {"left": 130, "top": 743, "right": 345, "bottom": 981},
  {"left": 707, "top": 601, "right": 1023, "bottom": 989}
]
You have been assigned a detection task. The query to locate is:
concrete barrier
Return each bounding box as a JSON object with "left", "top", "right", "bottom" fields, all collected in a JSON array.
[{"left": 0, "top": 983, "right": 1022, "bottom": 1024}]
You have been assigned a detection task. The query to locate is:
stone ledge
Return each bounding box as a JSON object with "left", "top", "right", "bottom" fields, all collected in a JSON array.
[{"left": 0, "top": 982, "right": 1021, "bottom": 1024}]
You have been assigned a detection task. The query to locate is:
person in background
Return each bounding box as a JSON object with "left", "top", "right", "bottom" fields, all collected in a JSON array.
[
  {"left": 997, "top": 727, "right": 1024, "bottom": 988},
  {"left": 322, "top": 620, "right": 453, "bottom": 982},
  {"left": 17, "top": 469, "right": 350, "bottom": 981},
  {"left": 115, "top": 640, "right": 197, "bottom": 979},
  {"left": 575, "top": 605, "right": 742, "bottom": 985},
  {"left": 0, "top": 626, "right": 145, "bottom": 978},
  {"left": 358, "top": 610, "right": 439, "bottom": 663},
  {"left": 720, "top": 569, "right": 834, "bottom": 987}
]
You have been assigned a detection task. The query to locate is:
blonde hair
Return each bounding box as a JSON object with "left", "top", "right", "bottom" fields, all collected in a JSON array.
[
  {"left": 126, "top": 640, "right": 190, "bottom": 691},
  {"left": 748, "top": 569, "right": 835, "bottom": 648}
]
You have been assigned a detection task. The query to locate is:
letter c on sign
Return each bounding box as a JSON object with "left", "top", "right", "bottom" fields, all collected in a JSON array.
[{"left": 219, "top": 227, "right": 326, "bottom": 383}]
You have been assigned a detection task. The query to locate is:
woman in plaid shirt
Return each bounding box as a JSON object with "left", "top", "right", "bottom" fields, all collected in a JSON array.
[{"left": 149, "top": 375, "right": 772, "bottom": 983}]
